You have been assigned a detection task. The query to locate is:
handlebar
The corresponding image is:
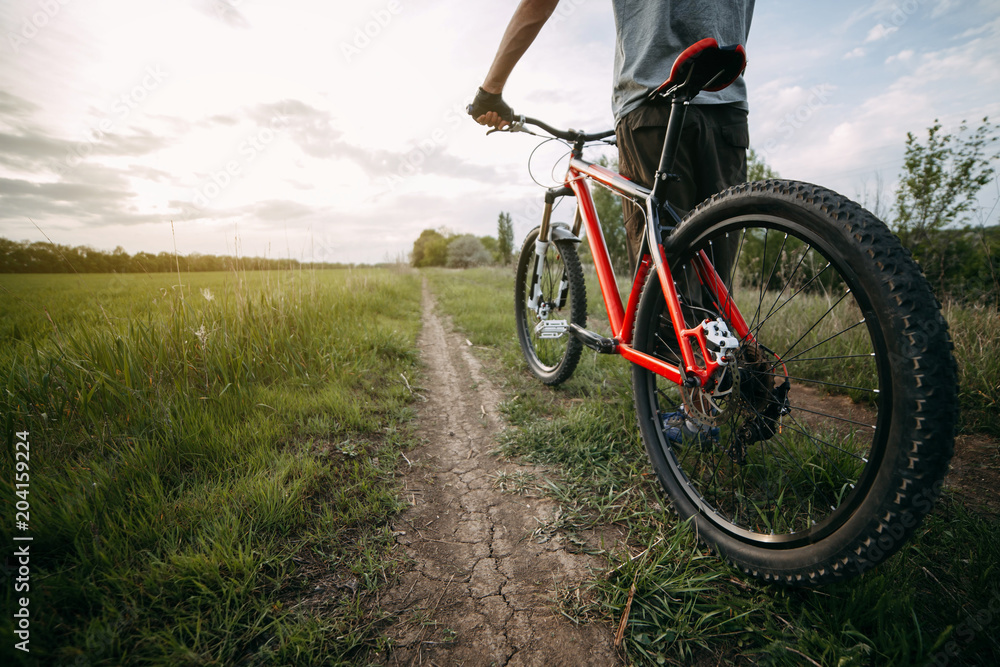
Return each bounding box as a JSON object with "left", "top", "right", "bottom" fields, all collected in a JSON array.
[
  {"left": 466, "top": 104, "right": 615, "bottom": 144},
  {"left": 517, "top": 115, "right": 616, "bottom": 143}
]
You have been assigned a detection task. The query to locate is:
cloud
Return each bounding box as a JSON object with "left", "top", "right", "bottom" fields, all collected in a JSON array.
[
  {"left": 240, "top": 199, "right": 316, "bottom": 222},
  {"left": 193, "top": 0, "right": 249, "bottom": 28},
  {"left": 0, "top": 128, "right": 167, "bottom": 175},
  {"left": 127, "top": 164, "right": 177, "bottom": 183},
  {"left": 957, "top": 16, "right": 1000, "bottom": 39},
  {"left": 0, "top": 130, "right": 71, "bottom": 172},
  {"left": 0, "top": 90, "right": 173, "bottom": 176},
  {"left": 866, "top": 24, "right": 899, "bottom": 43},
  {"left": 758, "top": 24, "right": 1000, "bottom": 193},
  {"left": 844, "top": 47, "right": 866, "bottom": 60},
  {"left": 0, "top": 90, "right": 39, "bottom": 124},
  {"left": 204, "top": 113, "right": 241, "bottom": 126},
  {"left": 842, "top": 0, "right": 899, "bottom": 29},
  {"left": 886, "top": 49, "right": 915, "bottom": 64},
  {"left": 930, "top": 0, "right": 958, "bottom": 19},
  {"left": 246, "top": 99, "right": 502, "bottom": 186},
  {"left": 0, "top": 174, "right": 160, "bottom": 227}
]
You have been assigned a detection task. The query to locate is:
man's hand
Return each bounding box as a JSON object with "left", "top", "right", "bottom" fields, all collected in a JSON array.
[{"left": 469, "top": 87, "right": 514, "bottom": 129}]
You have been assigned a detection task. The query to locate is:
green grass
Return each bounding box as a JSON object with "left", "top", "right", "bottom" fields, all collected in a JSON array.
[
  {"left": 1, "top": 268, "right": 422, "bottom": 665},
  {"left": 427, "top": 265, "right": 1000, "bottom": 666},
  {"left": 944, "top": 301, "right": 1000, "bottom": 437}
]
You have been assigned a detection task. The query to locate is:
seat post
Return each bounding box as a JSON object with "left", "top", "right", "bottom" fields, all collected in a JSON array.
[{"left": 650, "top": 96, "right": 690, "bottom": 204}]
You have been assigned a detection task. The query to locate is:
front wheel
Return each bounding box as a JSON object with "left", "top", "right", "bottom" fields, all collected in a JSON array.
[
  {"left": 632, "top": 180, "right": 957, "bottom": 585},
  {"left": 514, "top": 226, "right": 587, "bottom": 385}
]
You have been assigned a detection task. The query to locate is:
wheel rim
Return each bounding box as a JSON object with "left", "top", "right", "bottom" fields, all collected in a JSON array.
[
  {"left": 645, "top": 216, "right": 892, "bottom": 547},
  {"left": 522, "top": 244, "right": 573, "bottom": 372}
]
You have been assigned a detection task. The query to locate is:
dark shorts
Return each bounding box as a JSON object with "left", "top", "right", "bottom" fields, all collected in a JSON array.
[{"left": 616, "top": 103, "right": 749, "bottom": 271}]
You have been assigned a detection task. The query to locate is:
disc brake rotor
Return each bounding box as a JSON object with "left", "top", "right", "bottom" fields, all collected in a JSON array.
[{"left": 681, "top": 360, "right": 740, "bottom": 427}]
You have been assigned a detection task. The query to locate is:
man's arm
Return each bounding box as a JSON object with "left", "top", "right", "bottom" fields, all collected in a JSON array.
[{"left": 472, "top": 0, "right": 560, "bottom": 128}]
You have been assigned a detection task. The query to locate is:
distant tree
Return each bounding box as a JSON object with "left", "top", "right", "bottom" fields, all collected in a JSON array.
[
  {"left": 855, "top": 172, "right": 891, "bottom": 221},
  {"left": 497, "top": 212, "right": 514, "bottom": 265},
  {"left": 480, "top": 235, "right": 499, "bottom": 261},
  {"left": 893, "top": 117, "right": 999, "bottom": 297},
  {"left": 411, "top": 229, "right": 449, "bottom": 267},
  {"left": 747, "top": 147, "right": 779, "bottom": 182},
  {"left": 0, "top": 238, "right": 345, "bottom": 273},
  {"left": 895, "top": 117, "right": 998, "bottom": 245},
  {"left": 446, "top": 235, "right": 492, "bottom": 268}
]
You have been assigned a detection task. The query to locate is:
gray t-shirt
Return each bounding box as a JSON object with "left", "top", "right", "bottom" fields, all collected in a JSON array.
[{"left": 611, "top": 0, "right": 755, "bottom": 121}]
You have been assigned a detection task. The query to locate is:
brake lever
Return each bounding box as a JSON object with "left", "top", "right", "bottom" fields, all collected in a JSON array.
[{"left": 486, "top": 116, "right": 541, "bottom": 137}]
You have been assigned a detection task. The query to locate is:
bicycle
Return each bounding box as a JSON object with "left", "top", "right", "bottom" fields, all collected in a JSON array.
[{"left": 473, "top": 39, "right": 957, "bottom": 585}]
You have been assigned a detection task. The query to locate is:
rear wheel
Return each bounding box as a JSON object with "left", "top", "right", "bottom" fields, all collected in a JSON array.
[
  {"left": 632, "top": 180, "right": 957, "bottom": 585},
  {"left": 514, "top": 227, "right": 587, "bottom": 385}
]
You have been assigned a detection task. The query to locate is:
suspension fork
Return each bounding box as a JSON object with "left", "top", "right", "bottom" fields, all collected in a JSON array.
[{"left": 529, "top": 186, "right": 574, "bottom": 315}]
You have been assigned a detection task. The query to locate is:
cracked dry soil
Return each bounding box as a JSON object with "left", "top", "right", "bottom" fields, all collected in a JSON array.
[{"left": 378, "top": 286, "right": 619, "bottom": 666}]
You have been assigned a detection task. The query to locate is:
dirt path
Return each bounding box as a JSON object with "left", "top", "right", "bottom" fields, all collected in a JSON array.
[
  {"left": 377, "top": 285, "right": 619, "bottom": 666},
  {"left": 792, "top": 383, "right": 1000, "bottom": 517}
]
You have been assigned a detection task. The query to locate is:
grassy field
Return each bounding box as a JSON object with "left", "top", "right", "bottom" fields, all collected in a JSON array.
[
  {"left": 1, "top": 268, "right": 422, "bottom": 665},
  {"left": 2, "top": 265, "right": 996, "bottom": 666},
  {"left": 426, "top": 266, "right": 1000, "bottom": 667}
]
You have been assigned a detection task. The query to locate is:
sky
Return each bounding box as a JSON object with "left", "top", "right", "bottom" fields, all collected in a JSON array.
[{"left": 1, "top": 0, "right": 998, "bottom": 264}]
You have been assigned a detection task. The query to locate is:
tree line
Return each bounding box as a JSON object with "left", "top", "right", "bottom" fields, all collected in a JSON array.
[
  {"left": 0, "top": 238, "right": 350, "bottom": 274},
  {"left": 411, "top": 212, "right": 514, "bottom": 268}
]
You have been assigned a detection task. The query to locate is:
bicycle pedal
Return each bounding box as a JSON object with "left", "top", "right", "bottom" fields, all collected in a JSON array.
[{"left": 535, "top": 319, "right": 568, "bottom": 339}]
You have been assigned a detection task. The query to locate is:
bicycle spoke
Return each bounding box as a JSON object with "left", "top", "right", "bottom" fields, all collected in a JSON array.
[
  {"left": 740, "top": 398, "right": 833, "bottom": 521},
  {"left": 768, "top": 319, "right": 869, "bottom": 371},
  {"left": 763, "top": 372, "right": 879, "bottom": 394},
  {"left": 750, "top": 228, "right": 770, "bottom": 335},
  {"left": 727, "top": 228, "right": 748, "bottom": 321},
  {"left": 777, "top": 413, "right": 872, "bottom": 462},
  {"left": 781, "top": 353, "right": 875, "bottom": 364},
  {"left": 759, "top": 242, "right": 812, "bottom": 332},
  {"left": 777, "top": 288, "right": 853, "bottom": 361},
  {"left": 783, "top": 410, "right": 864, "bottom": 491},
  {"left": 751, "top": 262, "right": 831, "bottom": 338},
  {"left": 749, "top": 230, "right": 790, "bottom": 336}
]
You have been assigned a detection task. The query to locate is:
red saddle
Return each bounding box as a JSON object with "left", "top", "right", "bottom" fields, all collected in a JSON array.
[{"left": 649, "top": 38, "right": 747, "bottom": 100}]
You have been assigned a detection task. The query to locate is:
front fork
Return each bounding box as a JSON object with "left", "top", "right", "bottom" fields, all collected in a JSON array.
[{"left": 528, "top": 192, "right": 579, "bottom": 317}]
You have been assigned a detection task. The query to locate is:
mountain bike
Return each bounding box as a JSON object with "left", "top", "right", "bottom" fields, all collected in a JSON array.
[{"left": 475, "top": 40, "right": 957, "bottom": 585}]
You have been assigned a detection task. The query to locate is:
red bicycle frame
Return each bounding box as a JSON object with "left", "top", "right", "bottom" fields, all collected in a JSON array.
[
  {"left": 500, "top": 38, "right": 754, "bottom": 389},
  {"left": 563, "top": 155, "right": 752, "bottom": 389}
]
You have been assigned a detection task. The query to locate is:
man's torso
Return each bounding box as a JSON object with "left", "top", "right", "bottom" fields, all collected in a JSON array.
[{"left": 611, "top": 0, "right": 756, "bottom": 121}]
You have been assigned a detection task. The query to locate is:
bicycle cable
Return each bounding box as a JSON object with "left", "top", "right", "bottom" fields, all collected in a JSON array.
[
  {"left": 549, "top": 147, "right": 574, "bottom": 186},
  {"left": 527, "top": 136, "right": 571, "bottom": 189}
]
